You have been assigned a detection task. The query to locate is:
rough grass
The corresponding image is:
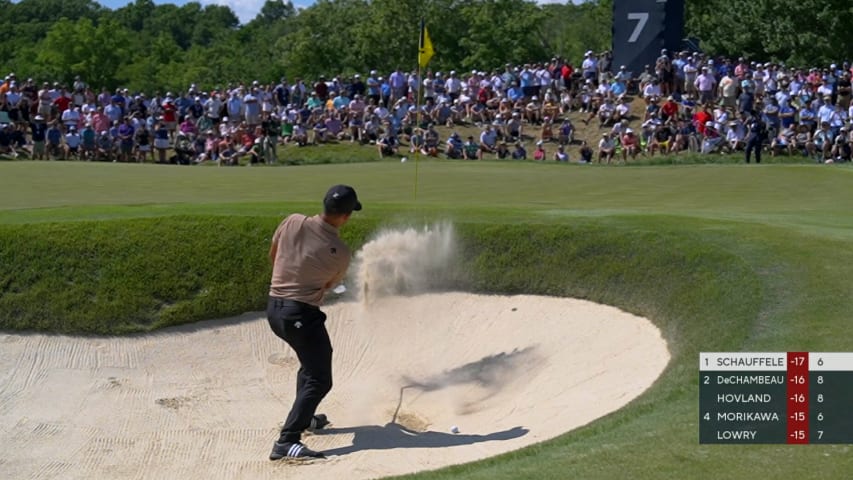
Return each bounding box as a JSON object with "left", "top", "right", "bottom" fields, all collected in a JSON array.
[{"left": 0, "top": 216, "right": 375, "bottom": 334}]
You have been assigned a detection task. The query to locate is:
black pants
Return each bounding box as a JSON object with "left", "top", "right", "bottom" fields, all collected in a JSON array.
[
  {"left": 267, "top": 297, "right": 333, "bottom": 443},
  {"left": 745, "top": 137, "right": 762, "bottom": 163}
]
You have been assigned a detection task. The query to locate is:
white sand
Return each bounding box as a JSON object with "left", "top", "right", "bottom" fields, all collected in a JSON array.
[{"left": 0, "top": 292, "right": 669, "bottom": 480}]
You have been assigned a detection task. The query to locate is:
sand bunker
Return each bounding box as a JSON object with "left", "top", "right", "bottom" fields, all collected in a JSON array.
[
  {"left": 0, "top": 224, "right": 669, "bottom": 478},
  {"left": 0, "top": 292, "right": 668, "bottom": 480}
]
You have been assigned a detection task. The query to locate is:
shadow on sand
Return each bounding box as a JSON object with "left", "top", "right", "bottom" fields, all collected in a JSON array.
[{"left": 318, "top": 423, "right": 528, "bottom": 457}]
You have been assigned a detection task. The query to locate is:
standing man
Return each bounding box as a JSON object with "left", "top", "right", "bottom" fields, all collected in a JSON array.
[
  {"left": 267, "top": 185, "right": 362, "bottom": 460},
  {"left": 744, "top": 111, "right": 766, "bottom": 164}
]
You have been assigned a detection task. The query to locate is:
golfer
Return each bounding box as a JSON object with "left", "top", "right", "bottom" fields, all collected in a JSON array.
[{"left": 267, "top": 184, "right": 362, "bottom": 460}]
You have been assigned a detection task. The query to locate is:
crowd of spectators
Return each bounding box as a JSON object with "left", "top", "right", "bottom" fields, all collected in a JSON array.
[
  {"left": 1, "top": 48, "right": 852, "bottom": 165},
  {"left": 625, "top": 49, "right": 853, "bottom": 163}
]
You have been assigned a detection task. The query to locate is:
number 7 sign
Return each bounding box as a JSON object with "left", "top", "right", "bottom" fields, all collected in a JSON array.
[
  {"left": 626, "top": 12, "right": 649, "bottom": 43},
  {"left": 612, "top": 0, "right": 685, "bottom": 78}
]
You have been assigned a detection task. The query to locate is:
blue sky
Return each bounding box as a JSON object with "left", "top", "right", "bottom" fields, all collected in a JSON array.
[
  {"left": 93, "top": 1, "right": 313, "bottom": 24},
  {"left": 92, "top": 1, "right": 576, "bottom": 25}
]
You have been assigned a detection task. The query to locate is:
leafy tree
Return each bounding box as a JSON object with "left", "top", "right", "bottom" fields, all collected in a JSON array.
[
  {"left": 1, "top": 0, "right": 851, "bottom": 93},
  {"left": 685, "top": 0, "right": 853, "bottom": 66},
  {"left": 540, "top": 0, "right": 612, "bottom": 65},
  {"left": 456, "top": 0, "right": 548, "bottom": 70},
  {"left": 36, "top": 18, "right": 130, "bottom": 89},
  {"left": 191, "top": 4, "right": 240, "bottom": 47},
  {"left": 7, "top": 0, "right": 104, "bottom": 24},
  {"left": 255, "top": 0, "right": 297, "bottom": 24},
  {"left": 277, "top": 0, "right": 370, "bottom": 79},
  {"left": 110, "top": 0, "right": 155, "bottom": 33}
]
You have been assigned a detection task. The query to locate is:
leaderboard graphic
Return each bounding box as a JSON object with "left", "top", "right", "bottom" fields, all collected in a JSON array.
[{"left": 699, "top": 352, "right": 853, "bottom": 444}]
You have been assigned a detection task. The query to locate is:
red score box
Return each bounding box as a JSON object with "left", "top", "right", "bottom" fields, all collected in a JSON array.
[{"left": 787, "top": 352, "right": 809, "bottom": 444}]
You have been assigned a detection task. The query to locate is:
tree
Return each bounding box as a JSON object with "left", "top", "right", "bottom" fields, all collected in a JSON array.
[
  {"left": 36, "top": 18, "right": 130, "bottom": 89},
  {"left": 457, "top": 0, "right": 549, "bottom": 70},
  {"left": 685, "top": 0, "right": 853, "bottom": 65},
  {"left": 256, "top": 0, "right": 297, "bottom": 24},
  {"left": 277, "top": 0, "right": 370, "bottom": 78}
]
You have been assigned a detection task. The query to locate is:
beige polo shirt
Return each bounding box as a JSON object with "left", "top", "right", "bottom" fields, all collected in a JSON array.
[{"left": 269, "top": 214, "right": 351, "bottom": 306}]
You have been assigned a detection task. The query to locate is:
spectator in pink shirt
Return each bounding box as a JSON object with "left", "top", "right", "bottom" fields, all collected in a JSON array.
[
  {"left": 90, "top": 106, "right": 110, "bottom": 134},
  {"left": 694, "top": 67, "right": 717, "bottom": 104}
]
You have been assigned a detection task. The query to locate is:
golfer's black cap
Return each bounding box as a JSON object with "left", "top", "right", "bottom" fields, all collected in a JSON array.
[{"left": 324, "top": 184, "right": 362, "bottom": 214}]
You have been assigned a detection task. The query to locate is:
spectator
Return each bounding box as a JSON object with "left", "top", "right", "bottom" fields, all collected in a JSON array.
[
  {"left": 613, "top": 97, "right": 631, "bottom": 125},
  {"left": 701, "top": 121, "right": 724, "bottom": 154},
  {"left": 643, "top": 79, "right": 662, "bottom": 99},
  {"left": 831, "top": 126, "right": 851, "bottom": 161},
  {"left": 581, "top": 51, "right": 597, "bottom": 84},
  {"left": 463, "top": 135, "right": 479, "bottom": 160},
  {"left": 479, "top": 125, "right": 498, "bottom": 157},
  {"left": 837, "top": 72, "right": 852, "bottom": 111},
  {"left": 598, "top": 132, "right": 615, "bottom": 163},
  {"left": 552, "top": 119, "right": 572, "bottom": 146},
  {"left": 738, "top": 82, "right": 755, "bottom": 115},
  {"left": 152, "top": 122, "right": 170, "bottom": 163},
  {"left": 660, "top": 96, "right": 679, "bottom": 124},
  {"left": 96, "top": 130, "right": 113, "bottom": 161},
  {"left": 553, "top": 144, "right": 569, "bottom": 162},
  {"left": 533, "top": 140, "right": 546, "bottom": 160},
  {"left": 218, "top": 136, "right": 238, "bottom": 165},
  {"left": 162, "top": 97, "right": 178, "bottom": 139},
  {"left": 672, "top": 118, "right": 698, "bottom": 153},
  {"left": 644, "top": 96, "right": 661, "bottom": 122},
  {"left": 496, "top": 141, "right": 510, "bottom": 159},
  {"left": 792, "top": 123, "right": 815, "bottom": 157},
  {"left": 743, "top": 111, "right": 766, "bottom": 163},
  {"left": 695, "top": 67, "right": 716, "bottom": 104},
  {"left": 422, "top": 124, "right": 439, "bottom": 156},
  {"left": 812, "top": 122, "right": 833, "bottom": 161},
  {"left": 173, "top": 131, "right": 195, "bottom": 165},
  {"left": 63, "top": 126, "right": 81, "bottom": 160},
  {"left": 726, "top": 120, "right": 746, "bottom": 152},
  {"left": 504, "top": 112, "right": 523, "bottom": 142},
  {"left": 377, "top": 129, "right": 398, "bottom": 158},
  {"left": 134, "top": 121, "right": 153, "bottom": 163},
  {"left": 771, "top": 123, "right": 796, "bottom": 157},
  {"left": 80, "top": 123, "right": 96, "bottom": 160},
  {"left": 525, "top": 96, "right": 542, "bottom": 125},
  {"left": 445, "top": 132, "right": 463, "bottom": 159},
  {"left": 621, "top": 128, "right": 640, "bottom": 161},
  {"left": 29, "top": 115, "right": 47, "bottom": 160},
  {"left": 637, "top": 65, "right": 656, "bottom": 97},
  {"left": 649, "top": 124, "right": 673, "bottom": 156},
  {"left": 244, "top": 88, "right": 261, "bottom": 126},
  {"left": 117, "top": 117, "right": 135, "bottom": 162},
  {"left": 511, "top": 142, "right": 527, "bottom": 160},
  {"left": 540, "top": 116, "right": 554, "bottom": 143}
]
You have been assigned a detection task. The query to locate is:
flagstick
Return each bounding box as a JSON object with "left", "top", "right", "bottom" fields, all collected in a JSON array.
[
  {"left": 414, "top": 18, "right": 432, "bottom": 203},
  {"left": 414, "top": 64, "right": 421, "bottom": 202}
]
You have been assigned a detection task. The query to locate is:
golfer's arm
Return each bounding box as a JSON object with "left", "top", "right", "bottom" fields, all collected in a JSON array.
[
  {"left": 324, "top": 270, "right": 344, "bottom": 290},
  {"left": 268, "top": 241, "right": 277, "bottom": 264}
]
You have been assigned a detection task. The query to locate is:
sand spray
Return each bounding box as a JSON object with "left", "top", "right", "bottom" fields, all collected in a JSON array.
[{"left": 352, "top": 222, "right": 457, "bottom": 305}]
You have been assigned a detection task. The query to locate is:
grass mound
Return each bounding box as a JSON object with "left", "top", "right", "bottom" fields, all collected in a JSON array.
[
  {"left": 0, "top": 216, "right": 378, "bottom": 333},
  {"left": 1, "top": 215, "right": 754, "bottom": 347}
]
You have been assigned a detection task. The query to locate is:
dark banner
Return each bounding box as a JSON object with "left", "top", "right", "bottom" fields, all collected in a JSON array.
[{"left": 612, "top": 0, "right": 685, "bottom": 78}]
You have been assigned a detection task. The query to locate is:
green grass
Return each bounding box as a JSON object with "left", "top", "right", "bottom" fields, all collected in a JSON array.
[{"left": 1, "top": 160, "right": 852, "bottom": 478}]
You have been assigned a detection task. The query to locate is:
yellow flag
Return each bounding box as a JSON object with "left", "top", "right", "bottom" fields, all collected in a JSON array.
[{"left": 418, "top": 20, "right": 434, "bottom": 68}]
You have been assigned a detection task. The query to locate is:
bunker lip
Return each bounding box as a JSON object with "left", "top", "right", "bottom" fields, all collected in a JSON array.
[{"left": 0, "top": 292, "right": 669, "bottom": 480}]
